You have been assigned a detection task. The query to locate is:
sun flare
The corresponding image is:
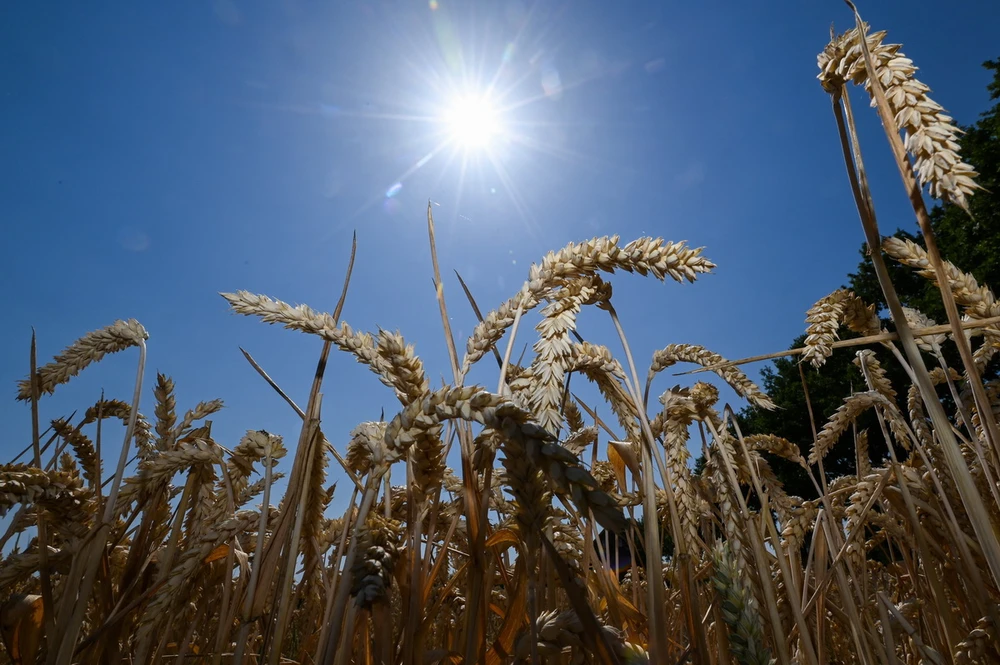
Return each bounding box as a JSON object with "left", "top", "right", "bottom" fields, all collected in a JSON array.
[{"left": 444, "top": 94, "right": 501, "bottom": 149}]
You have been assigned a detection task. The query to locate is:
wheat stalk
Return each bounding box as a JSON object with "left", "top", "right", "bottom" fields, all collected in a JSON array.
[{"left": 134, "top": 508, "right": 273, "bottom": 659}]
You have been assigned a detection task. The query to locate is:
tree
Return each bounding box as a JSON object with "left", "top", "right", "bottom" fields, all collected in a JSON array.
[
  {"left": 736, "top": 334, "right": 908, "bottom": 499},
  {"left": 734, "top": 58, "right": 1000, "bottom": 499}
]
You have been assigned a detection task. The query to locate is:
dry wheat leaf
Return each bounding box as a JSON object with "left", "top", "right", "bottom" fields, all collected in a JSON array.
[
  {"left": 0, "top": 594, "right": 43, "bottom": 665},
  {"left": 203, "top": 543, "right": 231, "bottom": 565}
]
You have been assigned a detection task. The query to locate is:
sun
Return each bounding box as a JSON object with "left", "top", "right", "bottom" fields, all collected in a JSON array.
[{"left": 444, "top": 94, "right": 501, "bottom": 149}]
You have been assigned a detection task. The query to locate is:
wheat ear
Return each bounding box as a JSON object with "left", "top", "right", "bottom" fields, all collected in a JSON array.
[
  {"left": 463, "top": 236, "right": 715, "bottom": 374},
  {"left": 710, "top": 541, "right": 774, "bottom": 665},
  {"left": 647, "top": 343, "right": 775, "bottom": 410},
  {"left": 818, "top": 25, "right": 981, "bottom": 212},
  {"left": 16, "top": 319, "right": 148, "bottom": 401},
  {"left": 802, "top": 289, "right": 880, "bottom": 368}
]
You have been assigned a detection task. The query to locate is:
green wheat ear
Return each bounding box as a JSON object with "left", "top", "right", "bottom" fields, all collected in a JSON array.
[{"left": 711, "top": 541, "right": 775, "bottom": 665}]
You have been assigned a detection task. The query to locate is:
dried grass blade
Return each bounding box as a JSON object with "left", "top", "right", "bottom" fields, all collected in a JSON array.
[
  {"left": 454, "top": 269, "right": 503, "bottom": 368},
  {"left": 426, "top": 202, "right": 461, "bottom": 384}
]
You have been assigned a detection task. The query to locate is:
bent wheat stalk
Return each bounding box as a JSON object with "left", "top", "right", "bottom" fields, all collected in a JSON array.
[{"left": 822, "top": 4, "right": 1000, "bottom": 593}]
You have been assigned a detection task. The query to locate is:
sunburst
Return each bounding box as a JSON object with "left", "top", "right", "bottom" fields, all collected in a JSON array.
[{"left": 443, "top": 94, "right": 502, "bottom": 150}]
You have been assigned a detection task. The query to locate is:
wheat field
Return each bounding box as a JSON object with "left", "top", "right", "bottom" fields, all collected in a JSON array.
[{"left": 3, "top": 6, "right": 1000, "bottom": 664}]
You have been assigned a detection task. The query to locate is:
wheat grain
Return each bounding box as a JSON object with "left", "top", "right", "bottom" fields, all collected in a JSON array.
[
  {"left": 561, "top": 426, "right": 597, "bottom": 457},
  {"left": 183, "top": 462, "right": 219, "bottom": 546},
  {"left": 0, "top": 468, "right": 86, "bottom": 518},
  {"left": 803, "top": 289, "right": 880, "bottom": 368},
  {"left": 346, "top": 422, "right": 387, "bottom": 476},
  {"left": 903, "top": 307, "right": 947, "bottom": 352},
  {"left": 854, "top": 350, "right": 896, "bottom": 399},
  {"left": 710, "top": 435, "right": 748, "bottom": 573},
  {"left": 78, "top": 398, "right": 154, "bottom": 460},
  {"left": 136, "top": 508, "right": 271, "bottom": 650},
  {"left": 0, "top": 546, "right": 66, "bottom": 592},
  {"left": 116, "top": 439, "right": 225, "bottom": 510},
  {"left": 239, "top": 472, "right": 285, "bottom": 506},
  {"left": 648, "top": 344, "right": 775, "bottom": 410},
  {"left": 15, "top": 319, "right": 148, "bottom": 401},
  {"left": 462, "top": 236, "right": 715, "bottom": 374},
  {"left": 350, "top": 515, "right": 403, "bottom": 609},
  {"left": 528, "top": 276, "right": 610, "bottom": 434},
  {"left": 513, "top": 608, "right": 649, "bottom": 665},
  {"left": 173, "top": 400, "right": 225, "bottom": 440},
  {"left": 810, "top": 391, "right": 912, "bottom": 465},
  {"left": 656, "top": 386, "right": 701, "bottom": 550},
  {"left": 50, "top": 419, "right": 99, "bottom": 487},
  {"left": 954, "top": 617, "right": 997, "bottom": 665},
  {"left": 710, "top": 541, "right": 773, "bottom": 665},
  {"left": 856, "top": 429, "right": 871, "bottom": 477},
  {"left": 780, "top": 498, "right": 820, "bottom": 551},
  {"left": 565, "top": 343, "right": 644, "bottom": 448},
  {"left": 375, "top": 329, "right": 431, "bottom": 403},
  {"left": 818, "top": 25, "right": 981, "bottom": 212},
  {"left": 744, "top": 434, "right": 804, "bottom": 467},
  {"left": 221, "top": 291, "right": 405, "bottom": 392},
  {"left": 884, "top": 237, "right": 1000, "bottom": 323},
  {"left": 845, "top": 475, "right": 879, "bottom": 570},
  {"left": 151, "top": 373, "right": 177, "bottom": 451},
  {"left": 382, "top": 386, "right": 626, "bottom": 532},
  {"left": 300, "top": 428, "right": 332, "bottom": 586}
]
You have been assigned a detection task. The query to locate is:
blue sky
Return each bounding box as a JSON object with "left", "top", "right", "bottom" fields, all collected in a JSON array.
[{"left": 2, "top": 1, "right": 998, "bottom": 518}]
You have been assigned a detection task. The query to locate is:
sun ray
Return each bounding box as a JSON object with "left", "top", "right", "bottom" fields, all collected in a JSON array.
[
  {"left": 502, "top": 128, "right": 636, "bottom": 175},
  {"left": 320, "top": 0, "right": 632, "bottom": 238},
  {"left": 348, "top": 139, "right": 453, "bottom": 220},
  {"left": 484, "top": 148, "right": 538, "bottom": 240}
]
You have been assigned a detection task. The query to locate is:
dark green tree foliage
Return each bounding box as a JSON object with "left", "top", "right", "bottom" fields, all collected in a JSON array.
[
  {"left": 736, "top": 335, "right": 909, "bottom": 499},
  {"left": 734, "top": 59, "right": 1000, "bottom": 500}
]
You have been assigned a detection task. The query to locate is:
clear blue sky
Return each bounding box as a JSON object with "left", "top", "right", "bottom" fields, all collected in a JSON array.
[{"left": 2, "top": 1, "right": 998, "bottom": 514}]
